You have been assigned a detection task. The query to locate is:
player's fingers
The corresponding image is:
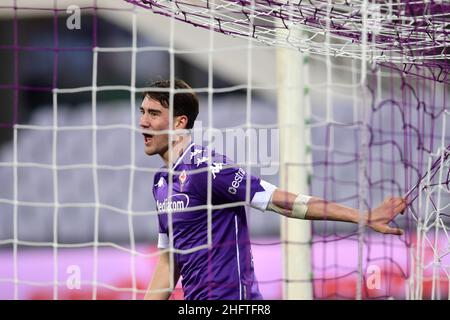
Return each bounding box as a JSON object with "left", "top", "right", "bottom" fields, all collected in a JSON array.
[
  {"left": 388, "top": 197, "right": 404, "bottom": 211},
  {"left": 389, "top": 197, "right": 405, "bottom": 210},
  {"left": 394, "top": 200, "right": 407, "bottom": 214},
  {"left": 386, "top": 202, "right": 401, "bottom": 218},
  {"left": 399, "top": 197, "right": 407, "bottom": 207},
  {"left": 385, "top": 227, "right": 404, "bottom": 236}
]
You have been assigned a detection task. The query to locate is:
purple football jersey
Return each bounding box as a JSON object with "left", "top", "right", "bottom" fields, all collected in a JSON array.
[{"left": 153, "top": 142, "right": 277, "bottom": 300}]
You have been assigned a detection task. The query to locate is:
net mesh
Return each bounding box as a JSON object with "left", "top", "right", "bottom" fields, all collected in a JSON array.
[
  {"left": 307, "top": 62, "right": 449, "bottom": 299},
  {"left": 127, "top": 0, "right": 449, "bottom": 81}
]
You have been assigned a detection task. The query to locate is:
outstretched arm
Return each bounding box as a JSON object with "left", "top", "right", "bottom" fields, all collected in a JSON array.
[{"left": 268, "top": 189, "right": 407, "bottom": 235}]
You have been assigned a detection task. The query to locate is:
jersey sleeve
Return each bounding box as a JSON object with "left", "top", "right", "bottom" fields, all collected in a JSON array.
[
  {"left": 210, "top": 162, "right": 277, "bottom": 212},
  {"left": 188, "top": 147, "right": 278, "bottom": 212}
]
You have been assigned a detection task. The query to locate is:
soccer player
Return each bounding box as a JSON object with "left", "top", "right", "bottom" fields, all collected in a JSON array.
[{"left": 141, "top": 80, "right": 407, "bottom": 300}]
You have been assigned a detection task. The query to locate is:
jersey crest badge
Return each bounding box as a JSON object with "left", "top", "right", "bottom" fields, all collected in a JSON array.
[{"left": 179, "top": 170, "right": 187, "bottom": 192}]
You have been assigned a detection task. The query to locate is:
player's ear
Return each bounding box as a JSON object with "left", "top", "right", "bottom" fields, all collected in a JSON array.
[{"left": 174, "top": 115, "right": 188, "bottom": 130}]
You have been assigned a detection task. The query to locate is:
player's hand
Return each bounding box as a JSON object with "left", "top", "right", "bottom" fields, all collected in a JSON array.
[{"left": 367, "top": 197, "right": 407, "bottom": 235}]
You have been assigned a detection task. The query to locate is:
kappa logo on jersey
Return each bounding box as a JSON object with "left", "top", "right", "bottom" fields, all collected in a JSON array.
[
  {"left": 228, "top": 168, "right": 246, "bottom": 195},
  {"left": 196, "top": 157, "right": 223, "bottom": 179},
  {"left": 211, "top": 162, "right": 223, "bottom": 179},
  {"left": 190, "top": 149, "right": 202, "bottom": 160},
  {"left": 156, "top": 193, "right": 190, "bottom": 212},
  {"left": 155, "top": 177, "right": 165, "bottom": 188},
  {"left": 196, "top": 156, "right": 209, "bottom": 166}
]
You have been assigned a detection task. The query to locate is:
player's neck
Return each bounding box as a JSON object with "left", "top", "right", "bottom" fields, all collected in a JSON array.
[{"left": 161, "top": 135, "right": 192, "bottom": 167}]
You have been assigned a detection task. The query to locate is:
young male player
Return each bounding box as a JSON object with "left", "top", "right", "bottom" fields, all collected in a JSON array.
[{"left": 141, "top": 80, "right": 407, "bottom": 300}]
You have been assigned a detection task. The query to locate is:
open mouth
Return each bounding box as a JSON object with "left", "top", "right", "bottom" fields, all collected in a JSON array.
[{"left": 142, "top": 133, "right": 153, "bottom": 145}]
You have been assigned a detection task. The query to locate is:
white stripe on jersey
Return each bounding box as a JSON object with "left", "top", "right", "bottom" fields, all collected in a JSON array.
[{"left": 234, "top": 215, "right": 243, "bottom": 300}]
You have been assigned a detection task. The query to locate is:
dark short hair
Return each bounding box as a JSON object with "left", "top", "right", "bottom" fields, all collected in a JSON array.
[{"left": 144, "top": 79, "right": 199, "bottom": 129}]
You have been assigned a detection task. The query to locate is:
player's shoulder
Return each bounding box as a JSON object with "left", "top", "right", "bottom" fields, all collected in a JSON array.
[{"left": 178, "top": 143, "right": 231, "bottom": 171}]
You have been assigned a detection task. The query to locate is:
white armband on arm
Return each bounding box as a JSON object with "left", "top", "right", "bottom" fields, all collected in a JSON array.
[
  {"left": 267, "top": 193, "right": 311, "bottom": 219},
  {"left": 292, "top": 194, "right": 311, "bottom": 219},
  {"left": 157, "top": 233, "right": 169, "bottom": 249}
]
